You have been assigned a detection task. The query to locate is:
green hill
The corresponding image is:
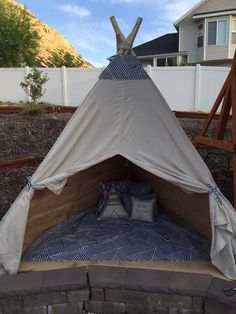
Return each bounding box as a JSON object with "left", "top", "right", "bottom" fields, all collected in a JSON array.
[{"left": 1, "top": 0, "right": 92, "bottom": 67}]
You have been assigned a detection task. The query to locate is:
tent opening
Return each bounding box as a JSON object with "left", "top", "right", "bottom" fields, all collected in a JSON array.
[{"left": 20, "top": 155, "right": 212, "bottom": 272}]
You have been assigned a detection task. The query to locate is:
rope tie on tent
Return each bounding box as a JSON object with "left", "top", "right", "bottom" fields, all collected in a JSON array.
[
  {"left": 27, "top": 176, "right": 36, "bottom": 191},
  {"left": 207, "top": 184, "right": 223, "bottom": 205}
]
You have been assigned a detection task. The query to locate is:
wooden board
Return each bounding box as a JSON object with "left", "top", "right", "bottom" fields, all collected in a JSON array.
[
  {"left": 19, "top": 260, "right": 228, "bottom": 280},
  {"left": 23, "top": 155, "right": 129, "bottom": 250},
  {"left": 130, "top": 163, "right": 211, "bottom": 241}
]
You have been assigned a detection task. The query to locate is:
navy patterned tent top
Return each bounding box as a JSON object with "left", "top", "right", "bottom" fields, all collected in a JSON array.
[{"left": 99, "top": 54, "right": 150, "bottom": 80}]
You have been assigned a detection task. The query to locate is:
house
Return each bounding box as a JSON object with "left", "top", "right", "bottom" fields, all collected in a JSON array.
[
  {"left": 133, "top": 33, "right": 187, "bottom": 66},
  {"left": 134, "top": 0, "right": 236, "bottom": 66}
]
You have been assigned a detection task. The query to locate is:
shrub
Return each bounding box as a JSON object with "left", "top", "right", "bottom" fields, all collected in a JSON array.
[{"left": 20, "top": 68, "right": 49, "bottom": 104}]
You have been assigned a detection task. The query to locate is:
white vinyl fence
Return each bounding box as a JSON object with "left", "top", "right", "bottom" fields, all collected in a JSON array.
[{"left": 0, "top": 65, "right": 230, "bottom": 112}]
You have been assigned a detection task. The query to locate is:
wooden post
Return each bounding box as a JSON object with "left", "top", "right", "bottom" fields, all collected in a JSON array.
[
  {"left": 126, "top": 17, "right": 142, "bottom": 50},
  {"left": 194, "top": 52, "right": 236, "bottom": 144},
  {"left": 215, "top": 87, "right": 231, "bottom": 140},
  {"left": 110, "top": 16, "right": 142, "bottom": 56},
  {"left": 110, "top": 16, "right": 126, "bottom": 54}
]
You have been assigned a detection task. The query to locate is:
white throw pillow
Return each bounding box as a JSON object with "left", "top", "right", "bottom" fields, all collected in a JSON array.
[
  {"left": 130, "top": 196, "right": 155, "bottom": 222},
  {"left": 99, "top": 187, "right": 129, "bottom": 219}
]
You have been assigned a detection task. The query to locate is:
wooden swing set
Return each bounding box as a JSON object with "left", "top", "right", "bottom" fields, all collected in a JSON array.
[{"left": 194, "top": 51, "right": 236, "bottom": 208}]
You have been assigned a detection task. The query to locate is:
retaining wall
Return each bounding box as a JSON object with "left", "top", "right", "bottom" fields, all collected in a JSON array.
[{"left": 0, "top": 266, "right": 235, "bottom": 314}]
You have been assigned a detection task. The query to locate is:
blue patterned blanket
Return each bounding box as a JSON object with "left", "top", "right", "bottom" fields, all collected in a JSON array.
[{"left": 23, "top": 208, "right": 210, "bottom": 262}]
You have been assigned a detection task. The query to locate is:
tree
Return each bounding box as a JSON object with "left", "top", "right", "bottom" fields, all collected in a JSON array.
[
  {"left": 48, "top": 49, "right": 84, "bottom": 67},
  {"left": 20, "top": 68, "right": 49, "bottom": 103},
  {"left": 0, "top": 0, "right": 40, "bottom": 67}
]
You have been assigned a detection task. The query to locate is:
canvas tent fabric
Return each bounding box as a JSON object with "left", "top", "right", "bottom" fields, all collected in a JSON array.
[{"left": 0, "top": 55, "right": 236, "bottom": 279}]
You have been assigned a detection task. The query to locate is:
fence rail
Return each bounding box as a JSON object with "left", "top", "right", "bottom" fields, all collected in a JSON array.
[
  {"left": 0, "top": 105, "right": 76, "bottom": 114},
  {"left": 0, "top": 65, "right": 230, "bottom": 112},
  {"left": 0, "top": 156, "right": 43, "bottom": 169}
]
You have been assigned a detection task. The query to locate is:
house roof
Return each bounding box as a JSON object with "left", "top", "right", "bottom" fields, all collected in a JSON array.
[
  {"left": 174, "top": 0, "right": 207, "bottom": 26},
  {"left": 193, "top": 8, "right": 236, "bottom": 19},
  {"left": 133, "top": 33, "right": 179, "bottom": 57}
]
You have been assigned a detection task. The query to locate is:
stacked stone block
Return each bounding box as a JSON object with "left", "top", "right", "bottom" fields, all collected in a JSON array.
[{"left": 0, "top": 266, "right": 235, "bottom": 313}]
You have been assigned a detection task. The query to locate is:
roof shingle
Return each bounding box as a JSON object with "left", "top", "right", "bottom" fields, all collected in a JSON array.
[{"left": 134, "top": 33, "right": 179, "bottom": 57}]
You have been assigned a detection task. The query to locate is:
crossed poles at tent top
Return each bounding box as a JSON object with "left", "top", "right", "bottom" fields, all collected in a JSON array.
[{"left": 110, "top": 16, "right": 142, "bottom": 56}]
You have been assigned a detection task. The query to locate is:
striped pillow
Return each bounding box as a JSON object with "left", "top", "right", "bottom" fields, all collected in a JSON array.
[
  {"left": 98, "top": 186, "right": 128, "bottom": 219},
  {"left": 97, "top": 180, "right": 129, "bottom": 215}
]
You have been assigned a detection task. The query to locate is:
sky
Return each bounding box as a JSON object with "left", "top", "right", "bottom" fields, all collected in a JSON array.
[{"left": 17, "top": 0, "right": 200, "bottom": 67}]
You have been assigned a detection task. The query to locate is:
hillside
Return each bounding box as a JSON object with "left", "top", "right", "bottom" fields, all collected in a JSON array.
[{"left": 2, "top": 0, "right": 92, "bottom": 67}]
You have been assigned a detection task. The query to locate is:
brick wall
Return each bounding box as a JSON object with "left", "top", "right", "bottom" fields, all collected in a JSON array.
[{"left": 0, "top": 266, "right": 235, "bottom": 314}]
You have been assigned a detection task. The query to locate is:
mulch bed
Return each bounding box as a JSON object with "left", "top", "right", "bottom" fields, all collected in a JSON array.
[
  {"left": 0, "top": 112, "right": 72, "bottom": 218},
  {"left": 0, "top": 166, "right": 36, "bottom": 218},
  {"left": 0, "top": 112, "right": 72, "bottom": 161},
  {"left": 0, "top": 112, "right": 233, "bottom": 219}
]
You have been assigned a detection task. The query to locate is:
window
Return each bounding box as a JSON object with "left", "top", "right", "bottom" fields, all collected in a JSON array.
[
  {"left": 156, "top": 56, "right": 187, "bottom": 67},
  {"left": 167, "top": 57, "right": 177, "bottom": 66},
  {"left": 157, "top": 57, "right": 177, "bottom": 66},
  {"left": 208, "top": 20, "right": 227, "bottom": 45},
  {"left": 157, "top": 58, "right": 166, "bottom": 66},
  {"left": 208, "top": 21, "right": 217, "bottom": 45},
  {"left": 232, "top": 20, "right": 236, "bottom": 44},
  {"left": 197, "top": 24, "right": 204, "bottom": 48},
  {"left": 140, "top": 59, "right": 152, "bottom": 66}
]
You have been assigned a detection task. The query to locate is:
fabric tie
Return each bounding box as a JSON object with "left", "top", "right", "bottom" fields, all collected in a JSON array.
[
  {"left": 207, "top": 184, "right": 223, "bottom": 205},
  {"left": 27, "top": 176, "right": 36, "bottom": 192}
]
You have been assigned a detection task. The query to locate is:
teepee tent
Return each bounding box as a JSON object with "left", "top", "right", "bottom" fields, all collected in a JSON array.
[{"left": 1, "top": 17, "right": 236, "bottom": 279}]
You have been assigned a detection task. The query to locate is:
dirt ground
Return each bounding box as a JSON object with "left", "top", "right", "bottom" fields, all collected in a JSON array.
[
  {"left": 0, "top": 112, "right": 72, "bottom": 161},
  {"left": 0, "top": 112, "right": 72, "bottom": 218},
  {"left": 0, "top": 112, "right": 233, "bottom": 219}
]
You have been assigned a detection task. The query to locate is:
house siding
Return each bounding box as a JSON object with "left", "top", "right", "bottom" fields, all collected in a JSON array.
[
  {"left": 205, "top": 45, "right": 228, "bottom": 60},
  {"left": 194, "top": 0, "right": 236, "bottom": 15},
  {"left": 196, "top": 47, "right": 204, "bottom": 62},
  {"left": 230, "top": 45, "right": 236, "bottom": 58},
  {"left": 179, "top": 10, "right": 235, "bottom": 64},
  {"left": 230, "top": 16, "right": 236, "bottom": 57},
  {"left": 179, "top": 18, "right": 197, "bottom": 63}
]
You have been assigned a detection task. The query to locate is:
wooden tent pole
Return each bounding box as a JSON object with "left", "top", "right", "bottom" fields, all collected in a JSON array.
[
  {"left": 110, "top": 16, "right": 126, "bottom": 54},
  {"left": 110, "top": 16, "right": 142, "bottom": 56},
  {"left": 126, "top": 17, "right": 143, "bottom": 51}
]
